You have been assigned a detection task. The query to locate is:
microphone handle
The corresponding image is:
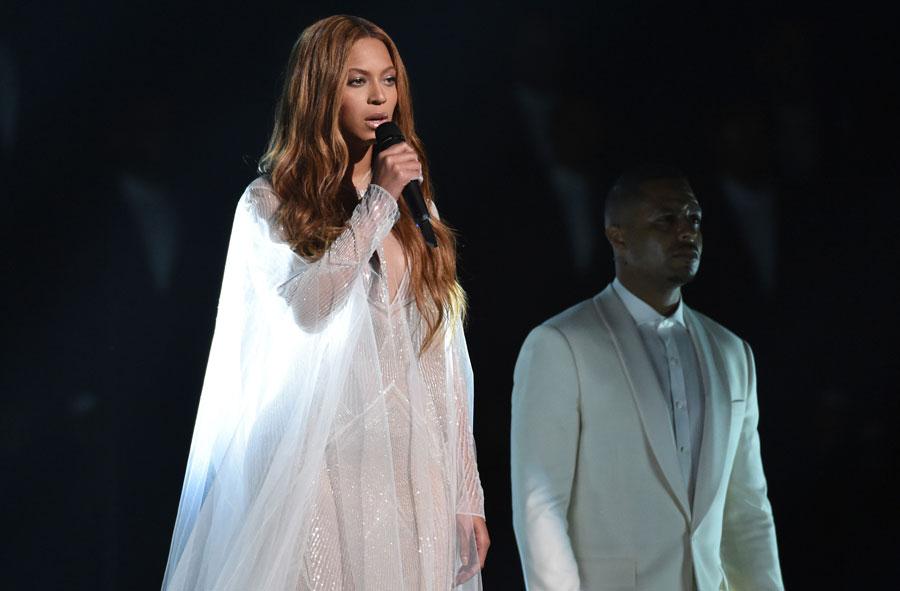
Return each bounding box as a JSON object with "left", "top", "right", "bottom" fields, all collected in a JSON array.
[
  {"left": 373, "top": 122, "right": 437, "bottom": 247},
  {"left": 402, "top": 181, "right": 437, "bottom": 248}
]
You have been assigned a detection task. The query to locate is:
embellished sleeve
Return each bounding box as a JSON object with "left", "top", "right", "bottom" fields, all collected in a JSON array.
[
  {"left": 424, "top": 198, "right": 483, "bottom": 518},
  {"left": 245, "top": 182, "right": 399, "bottom": 330},
  {"left": 452, "top": 321, "right": 485, "bottom": 518}
]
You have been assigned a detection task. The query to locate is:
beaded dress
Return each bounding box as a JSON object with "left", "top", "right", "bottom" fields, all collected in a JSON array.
[{"left": 162, "top": 178, "right": 484, "bottom": 590}]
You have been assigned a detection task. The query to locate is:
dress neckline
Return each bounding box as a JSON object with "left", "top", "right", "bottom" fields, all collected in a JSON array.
[
  {"left": 370, "top": 249, "right": 413, "bottom": 310},
  {"left": 390, "top": 265, "right": 411, "bottom": 307}
]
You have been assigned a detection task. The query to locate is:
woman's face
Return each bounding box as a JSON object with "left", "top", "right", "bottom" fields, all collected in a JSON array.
[{"left": 339, "top": 38, "right": 398, "bottom": 146}]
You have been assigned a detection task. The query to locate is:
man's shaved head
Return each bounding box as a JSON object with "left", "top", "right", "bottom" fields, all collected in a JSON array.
[{"left": 604, "top": 164, "right": 693, "bottom": 227}]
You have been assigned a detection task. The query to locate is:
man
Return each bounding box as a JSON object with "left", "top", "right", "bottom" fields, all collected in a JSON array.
[{"left": 510, "top": 166, "right": 783, "bottom": 590}]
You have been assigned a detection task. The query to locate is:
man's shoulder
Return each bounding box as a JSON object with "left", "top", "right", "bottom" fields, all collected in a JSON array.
[
  {"left": 525, "top": 293, "right": 618, "bottom": 354},
  {"left": 542, "top": 295, "right": 604, "bottom": 334},
  {"left": 687, "top": 306, "right": 748, "bottom": 352},
  {"left": 516, "top": 295, "right": 611, "bottom": 363}
]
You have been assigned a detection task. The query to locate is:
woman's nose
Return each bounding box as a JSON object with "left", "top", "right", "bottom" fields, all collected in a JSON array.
[{"left": 368, "top": 86, "right": 386, "bottom": 105}]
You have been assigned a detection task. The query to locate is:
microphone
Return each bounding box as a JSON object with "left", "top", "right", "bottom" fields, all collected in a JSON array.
[{"left": 374, "top": 122, "right": 437, "bottom": 248}]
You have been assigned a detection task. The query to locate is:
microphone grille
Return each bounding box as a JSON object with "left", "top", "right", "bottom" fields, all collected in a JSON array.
[{"left": 375, "top": 121, "right": 405, "bottom": 148}]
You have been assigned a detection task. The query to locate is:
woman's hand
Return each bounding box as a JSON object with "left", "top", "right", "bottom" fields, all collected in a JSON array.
[
  {"left": 371, "top": 141, "right": 421, "bottom": 201},
  {"left": 455, "top": 515, "right": 490, "bottom": 585}
]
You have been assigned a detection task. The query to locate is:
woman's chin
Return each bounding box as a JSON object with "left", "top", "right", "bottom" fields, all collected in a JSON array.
[{"left": 343, "top": 130, "right": 377, "bottom": 149}]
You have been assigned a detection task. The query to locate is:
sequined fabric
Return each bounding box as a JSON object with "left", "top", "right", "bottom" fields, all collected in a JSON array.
[{"left": 162, "top": 178, "right": 484, "bottom": 591}]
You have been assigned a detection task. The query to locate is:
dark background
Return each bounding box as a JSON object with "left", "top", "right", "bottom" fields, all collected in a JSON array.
[{"left": 3, "top": 1, "right": 898, "bottom": 589}]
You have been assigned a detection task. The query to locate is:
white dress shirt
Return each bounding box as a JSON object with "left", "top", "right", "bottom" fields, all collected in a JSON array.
[{"left": 612, "top": 279, "right": 706, "bottom": 502}]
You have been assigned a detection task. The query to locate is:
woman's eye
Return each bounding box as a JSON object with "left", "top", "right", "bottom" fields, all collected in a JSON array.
[
  {"left": 348, "top": 77, "right": 365, "bottom": 87},
  {"left": 384, "top": 75, "right": 397, "bottom": 86}
]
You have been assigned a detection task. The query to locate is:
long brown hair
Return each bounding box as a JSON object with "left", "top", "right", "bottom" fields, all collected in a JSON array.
[{"left": 259, "top": 15, "right": 465, "bottom": 352}]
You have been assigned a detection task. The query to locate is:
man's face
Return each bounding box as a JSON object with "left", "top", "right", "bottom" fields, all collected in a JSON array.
[{"left": 616, "top": 179, "right": 703, "bottom": 287}]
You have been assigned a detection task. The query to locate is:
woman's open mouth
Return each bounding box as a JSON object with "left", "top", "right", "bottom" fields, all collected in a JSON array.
[{"left": 365, "top": 114, "right": 389, "bottom": 129}]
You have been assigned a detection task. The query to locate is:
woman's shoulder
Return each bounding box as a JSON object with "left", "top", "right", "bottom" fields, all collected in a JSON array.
[{"left": 239, "top": 176, "right": 282, "bottom": 220}]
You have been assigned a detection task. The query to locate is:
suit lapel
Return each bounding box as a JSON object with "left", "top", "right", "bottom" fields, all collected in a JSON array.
[
  {"left": 684, "top": 307, "right": 733, "bottom": 529},
  {"left": 594, "top": 286, "right": 691, "bottom": 519}
]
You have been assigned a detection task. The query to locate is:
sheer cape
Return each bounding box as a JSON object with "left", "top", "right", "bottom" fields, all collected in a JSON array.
[{"left": 162, "top": 178, "right": 484, "bottom": 590}]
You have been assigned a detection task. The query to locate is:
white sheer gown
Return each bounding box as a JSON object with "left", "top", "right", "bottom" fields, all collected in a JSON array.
[{"left": 162, "top": 178, "right": 485, "bottom": 590}]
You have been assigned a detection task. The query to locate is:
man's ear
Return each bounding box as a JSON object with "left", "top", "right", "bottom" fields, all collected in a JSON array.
[{"left": 605, "top": 225, "right": 625, "bottom": 255}]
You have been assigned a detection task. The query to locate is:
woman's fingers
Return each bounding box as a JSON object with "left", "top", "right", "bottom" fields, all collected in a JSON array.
[
  {"left": 474, "top": 517, "right": 490, "bottom": 569},
  {"left": 453, "top": 515, "right": 489, "bottom": 586},
  {"left": 372, "top": 142, "right": 422, "bottom": 200}
]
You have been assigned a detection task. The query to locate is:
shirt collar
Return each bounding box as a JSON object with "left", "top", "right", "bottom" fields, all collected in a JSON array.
[{"left": 612, "top": 278, "right": 686, "bottom": 328}]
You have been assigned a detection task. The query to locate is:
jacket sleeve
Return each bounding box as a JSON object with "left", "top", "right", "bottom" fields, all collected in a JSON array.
[
  {"left": 245, "top": 183, "right": 399, "bottom": 330},
  {"left": 721, "top": 342, "right": 785, "bottom": 590},
  {"left": 511, "top": 324, "right": 582, "bottom": 591}
]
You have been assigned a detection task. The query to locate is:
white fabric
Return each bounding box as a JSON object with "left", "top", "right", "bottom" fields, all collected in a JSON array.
[
  {"left": 611, "top": 277, "right": 687, "bottom": 327},
  {"left": 511, "top": 284, "right": 783, "bottom": 591},
  {"left": 612, "top": 279, "right": 705, "bottom": 501},
  {"left": 163, "top": 178, "right": 484, "bottom": 590}
]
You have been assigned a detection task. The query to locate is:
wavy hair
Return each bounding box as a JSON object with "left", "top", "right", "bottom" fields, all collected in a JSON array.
[{"left": 259, "top": 15, "right": 465, "bottom": 352}]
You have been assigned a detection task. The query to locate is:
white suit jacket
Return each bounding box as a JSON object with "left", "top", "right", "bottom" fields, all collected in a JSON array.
[{"left": 511, "top": 285, "right": 783, "bottom": 591}]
